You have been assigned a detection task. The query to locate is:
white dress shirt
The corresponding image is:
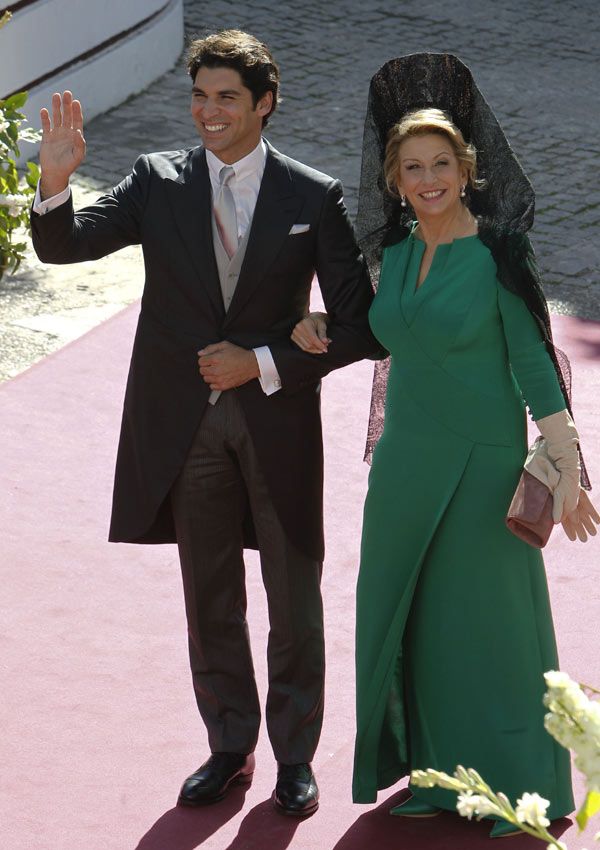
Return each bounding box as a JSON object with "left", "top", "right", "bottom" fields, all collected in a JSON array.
[
  {"left": 205, "top": 139, "right": 265, "bottom": 239},
  {"left": 33, "top": 137, "right": 282, "bottom": 395}
]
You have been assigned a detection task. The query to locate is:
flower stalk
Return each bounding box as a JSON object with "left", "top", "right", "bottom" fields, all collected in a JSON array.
[
  {"left": 410, "top": 671, "right": 600, "bottom": 848},
  {"left": 411, "top": 767, "right": 565, "bottom": 847}
]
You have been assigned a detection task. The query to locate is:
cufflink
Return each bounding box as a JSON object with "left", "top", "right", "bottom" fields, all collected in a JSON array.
[{"left": 274, "top": 379, "right": 281, "bottom": 388}]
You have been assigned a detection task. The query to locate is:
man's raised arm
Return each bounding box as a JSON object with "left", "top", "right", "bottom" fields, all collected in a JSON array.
[{"left": 31, "top": 91, "right": 147, "bottom": 265}]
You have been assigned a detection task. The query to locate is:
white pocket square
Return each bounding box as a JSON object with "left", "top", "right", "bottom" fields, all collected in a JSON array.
[{"left": 289, "top": 223, "right": 310, "bottom": 234}]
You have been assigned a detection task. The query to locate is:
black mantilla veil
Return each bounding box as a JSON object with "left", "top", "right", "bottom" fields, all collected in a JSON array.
[{"left": 358, "top": 52, "right": 590, "bottom": 489}]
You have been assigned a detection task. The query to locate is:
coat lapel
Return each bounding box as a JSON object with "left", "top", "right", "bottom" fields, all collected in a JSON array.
[
  {"left": 164, "top": 147, "right": 224, "bottom": 318},
  {"left": 223, "top": 143, "right": 304, "bottom": 327}
]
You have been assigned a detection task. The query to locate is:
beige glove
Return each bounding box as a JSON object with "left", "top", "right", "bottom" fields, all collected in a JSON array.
[
  {"left": 562, "top": 491, "right": 600, "bottom": 542},
  {"left": 524, "top": 437, "right": 560, "bottom": 490},
  {"left": 534, "top": 410, "right": 580, "bottom": 523},
  {"left": 525, "top": 432, "right": 599, "bottom": 542}
]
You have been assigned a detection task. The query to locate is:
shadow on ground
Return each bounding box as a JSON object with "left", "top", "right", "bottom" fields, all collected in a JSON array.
[
  {"left": 332, "top": 790, "right": 571, "bottom": 850},
  {"left": 134, "top": 788, "right": 300, "bottom": 850}
]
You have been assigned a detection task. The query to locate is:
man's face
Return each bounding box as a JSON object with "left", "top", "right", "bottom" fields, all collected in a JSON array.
[{"left": 191, "top": 65, "right": 272, "bottom": 164}]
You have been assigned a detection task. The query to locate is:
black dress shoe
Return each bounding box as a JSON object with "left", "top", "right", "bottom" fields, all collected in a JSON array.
[
  {"left": 273, "top": 763, "right": 319, "bottom": 817},
  {"left": 177, "top": 752, "right": 255, "bottom": 806}
]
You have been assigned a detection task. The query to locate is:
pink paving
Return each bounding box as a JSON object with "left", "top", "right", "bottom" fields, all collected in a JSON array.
[{"left": 1, "top": 303, "right": 598, "bottom": 850}]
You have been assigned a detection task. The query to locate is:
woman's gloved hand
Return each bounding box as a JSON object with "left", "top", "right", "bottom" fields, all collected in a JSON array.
[
  {"left": 535, "top": 409, "right": 580, "bottom": 523},
  {"left": 561, "top": 491, "right": 600, "bottom": 542},
  {"left": 291, "top": 311, "right": 331, "bottom": 354},
  {"left": 525, "top": 431, "right": 599, "bottom": 542},
  {"left": 524, "top": 437, "right": 560, "bottom": 490}
]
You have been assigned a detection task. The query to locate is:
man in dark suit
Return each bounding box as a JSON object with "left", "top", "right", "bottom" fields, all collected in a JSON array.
[{"left": 31, "top": 30, "right": 379, "bottom": 816}]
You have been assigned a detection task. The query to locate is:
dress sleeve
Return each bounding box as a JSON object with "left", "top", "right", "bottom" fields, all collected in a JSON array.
[{"left": 497, "top": 281, "right": 566, "bottom": 421}]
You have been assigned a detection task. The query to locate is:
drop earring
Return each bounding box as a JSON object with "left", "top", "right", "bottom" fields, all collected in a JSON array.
[
  {"left": 460, "top": 185, "right": 466, "bottom": 198},
  {"left": 400, "top": 194, "right": 407, "bottom": 207}
]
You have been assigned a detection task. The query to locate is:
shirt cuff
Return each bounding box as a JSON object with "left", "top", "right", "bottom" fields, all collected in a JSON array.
[
  {"left": 33, "top": 182, "right": 71, "bottom": 215},
  {"left": 253, "top": 346, "right": 282, "bottom": 395}
]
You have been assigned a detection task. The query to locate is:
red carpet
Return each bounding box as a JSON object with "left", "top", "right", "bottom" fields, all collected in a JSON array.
[{"left": 1, "top": 301, "right": 598, "bottom": 850}]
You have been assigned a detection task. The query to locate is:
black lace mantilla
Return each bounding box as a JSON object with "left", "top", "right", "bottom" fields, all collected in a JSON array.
[{"left": 357, "top": 52, "right": 589, "bottom": 489}]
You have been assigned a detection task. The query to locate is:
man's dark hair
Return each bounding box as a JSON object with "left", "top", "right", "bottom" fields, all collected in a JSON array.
[{"left": 187, "top": 30, "right": 280, "bottom": 127}]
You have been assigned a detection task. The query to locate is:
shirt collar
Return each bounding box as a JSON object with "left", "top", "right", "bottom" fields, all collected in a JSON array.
[{"left": 206, "top": 138, "right": 267, "bottom": 184}]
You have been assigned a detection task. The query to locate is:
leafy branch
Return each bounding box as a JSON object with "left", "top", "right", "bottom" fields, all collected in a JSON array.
[{"left": 0, "top": 14, "right": 41, "bottom": 279}]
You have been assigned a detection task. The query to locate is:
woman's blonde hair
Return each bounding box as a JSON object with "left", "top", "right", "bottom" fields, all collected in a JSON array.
[{"left": 384, "top": 108, "right": 484, "bottom": 198}]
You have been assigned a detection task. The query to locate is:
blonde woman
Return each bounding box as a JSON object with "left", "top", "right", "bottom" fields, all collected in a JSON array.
[{"left": 292, "top": 54, "right": 598, "bottom": 839}]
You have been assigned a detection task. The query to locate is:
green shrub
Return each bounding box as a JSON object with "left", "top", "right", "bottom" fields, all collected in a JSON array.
[{"left": 0, "top": 12, "right": 41, "bottom": 279}]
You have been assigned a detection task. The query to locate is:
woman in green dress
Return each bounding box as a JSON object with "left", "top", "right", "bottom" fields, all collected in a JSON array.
[{"left": 291, "top": 57, "right": 599, "bottom": 839}]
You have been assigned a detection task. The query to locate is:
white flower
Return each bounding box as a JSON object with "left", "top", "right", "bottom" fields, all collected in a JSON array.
[
  {"left": 545, "top": 712, "right": 579, "bottom": 750},
  {"left": 0, "top": 117, "right": 9, "bottom": 133},
  {"left": 457, "top": 792, "right": 481, "bottom": 820},
  {"left": 475, "top": 796, "right": 503, "bottom": 817},
  {"left": 410, "top": 769, "right": 436, "bottom": 788},
  {"left": 576, "top": 753, "right": 600, "bottom": 793},
  {"left": 455, "top": 765, "right": 471, "bottom": 784},
  {"left": 545, "top": 671, "right": 589, "bottom": 715},
  {"left": 0, "top": 193, "right": 27, "bottom": 217},
  {"left": 547, "top": 843, "right": 566, "bottom": 850},
  {"left": 545, "top": 671, "right": 572, "bottom": 690},
  {"left": 410, "top": 768, "right": 463, "bottom": 791},
  {"left": 434, "top": 773, "right": 464, "bottom": 791},
  {"left": 466, "top": 767, "right": 486, "bottom": 785},
  {"left": 582, "top": 703, "right": 600, "bottom": 741},
  {"left": 516, "top": 792, "right": 551, "bottom": 828},
  {"left": 544, "top": 671, "right": 600, "bottom": 795}
]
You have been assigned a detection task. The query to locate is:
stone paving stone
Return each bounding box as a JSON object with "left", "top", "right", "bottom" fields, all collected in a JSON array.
[{"left": 1, "top": 0, "right": 599, "bottom": 381}]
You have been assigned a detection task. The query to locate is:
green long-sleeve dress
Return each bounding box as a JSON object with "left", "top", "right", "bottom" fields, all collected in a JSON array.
[{"left": 352, "top": 229, "right": 574, "bottom": 819}]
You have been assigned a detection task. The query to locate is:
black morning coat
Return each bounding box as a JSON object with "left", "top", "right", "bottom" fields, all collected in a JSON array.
[{"left": 31, "top": 141, "right": 381, "bottom": 561}]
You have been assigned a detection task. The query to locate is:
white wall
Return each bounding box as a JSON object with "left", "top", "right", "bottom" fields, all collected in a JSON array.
[{"left": 0, "top": 0, "right": 184, "bottom": 162}]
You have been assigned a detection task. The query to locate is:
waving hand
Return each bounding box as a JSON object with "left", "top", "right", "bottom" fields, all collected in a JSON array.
[{"left": 39, "top": 91, "right": 86, "bottom": 198}]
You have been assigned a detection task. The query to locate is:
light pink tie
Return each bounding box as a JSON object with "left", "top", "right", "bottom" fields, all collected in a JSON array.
[{"left": 213, "top": 165, "right": 238, "bottom": 258}]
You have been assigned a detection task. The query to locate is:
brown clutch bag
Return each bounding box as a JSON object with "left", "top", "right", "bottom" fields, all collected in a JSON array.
[{"left": 506, "top": 469, "right": 554, "bottom": 549}]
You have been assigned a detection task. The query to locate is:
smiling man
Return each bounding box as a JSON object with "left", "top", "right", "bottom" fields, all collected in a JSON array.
[{"left": 30, "top": 30, "right": 380, "bottom": 816}]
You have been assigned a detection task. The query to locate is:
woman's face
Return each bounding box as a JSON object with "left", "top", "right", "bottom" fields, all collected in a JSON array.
[{"left": 396, "top": 133, "right": 467, "bottom": 219}]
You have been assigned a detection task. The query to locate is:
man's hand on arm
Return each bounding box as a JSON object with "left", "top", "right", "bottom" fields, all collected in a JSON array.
[
  {"left": 39, "top": 90, "right": 86, "bottom": 200},
  {"left": 198, "top": 341, "right": 261, "bottom": 392}
]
